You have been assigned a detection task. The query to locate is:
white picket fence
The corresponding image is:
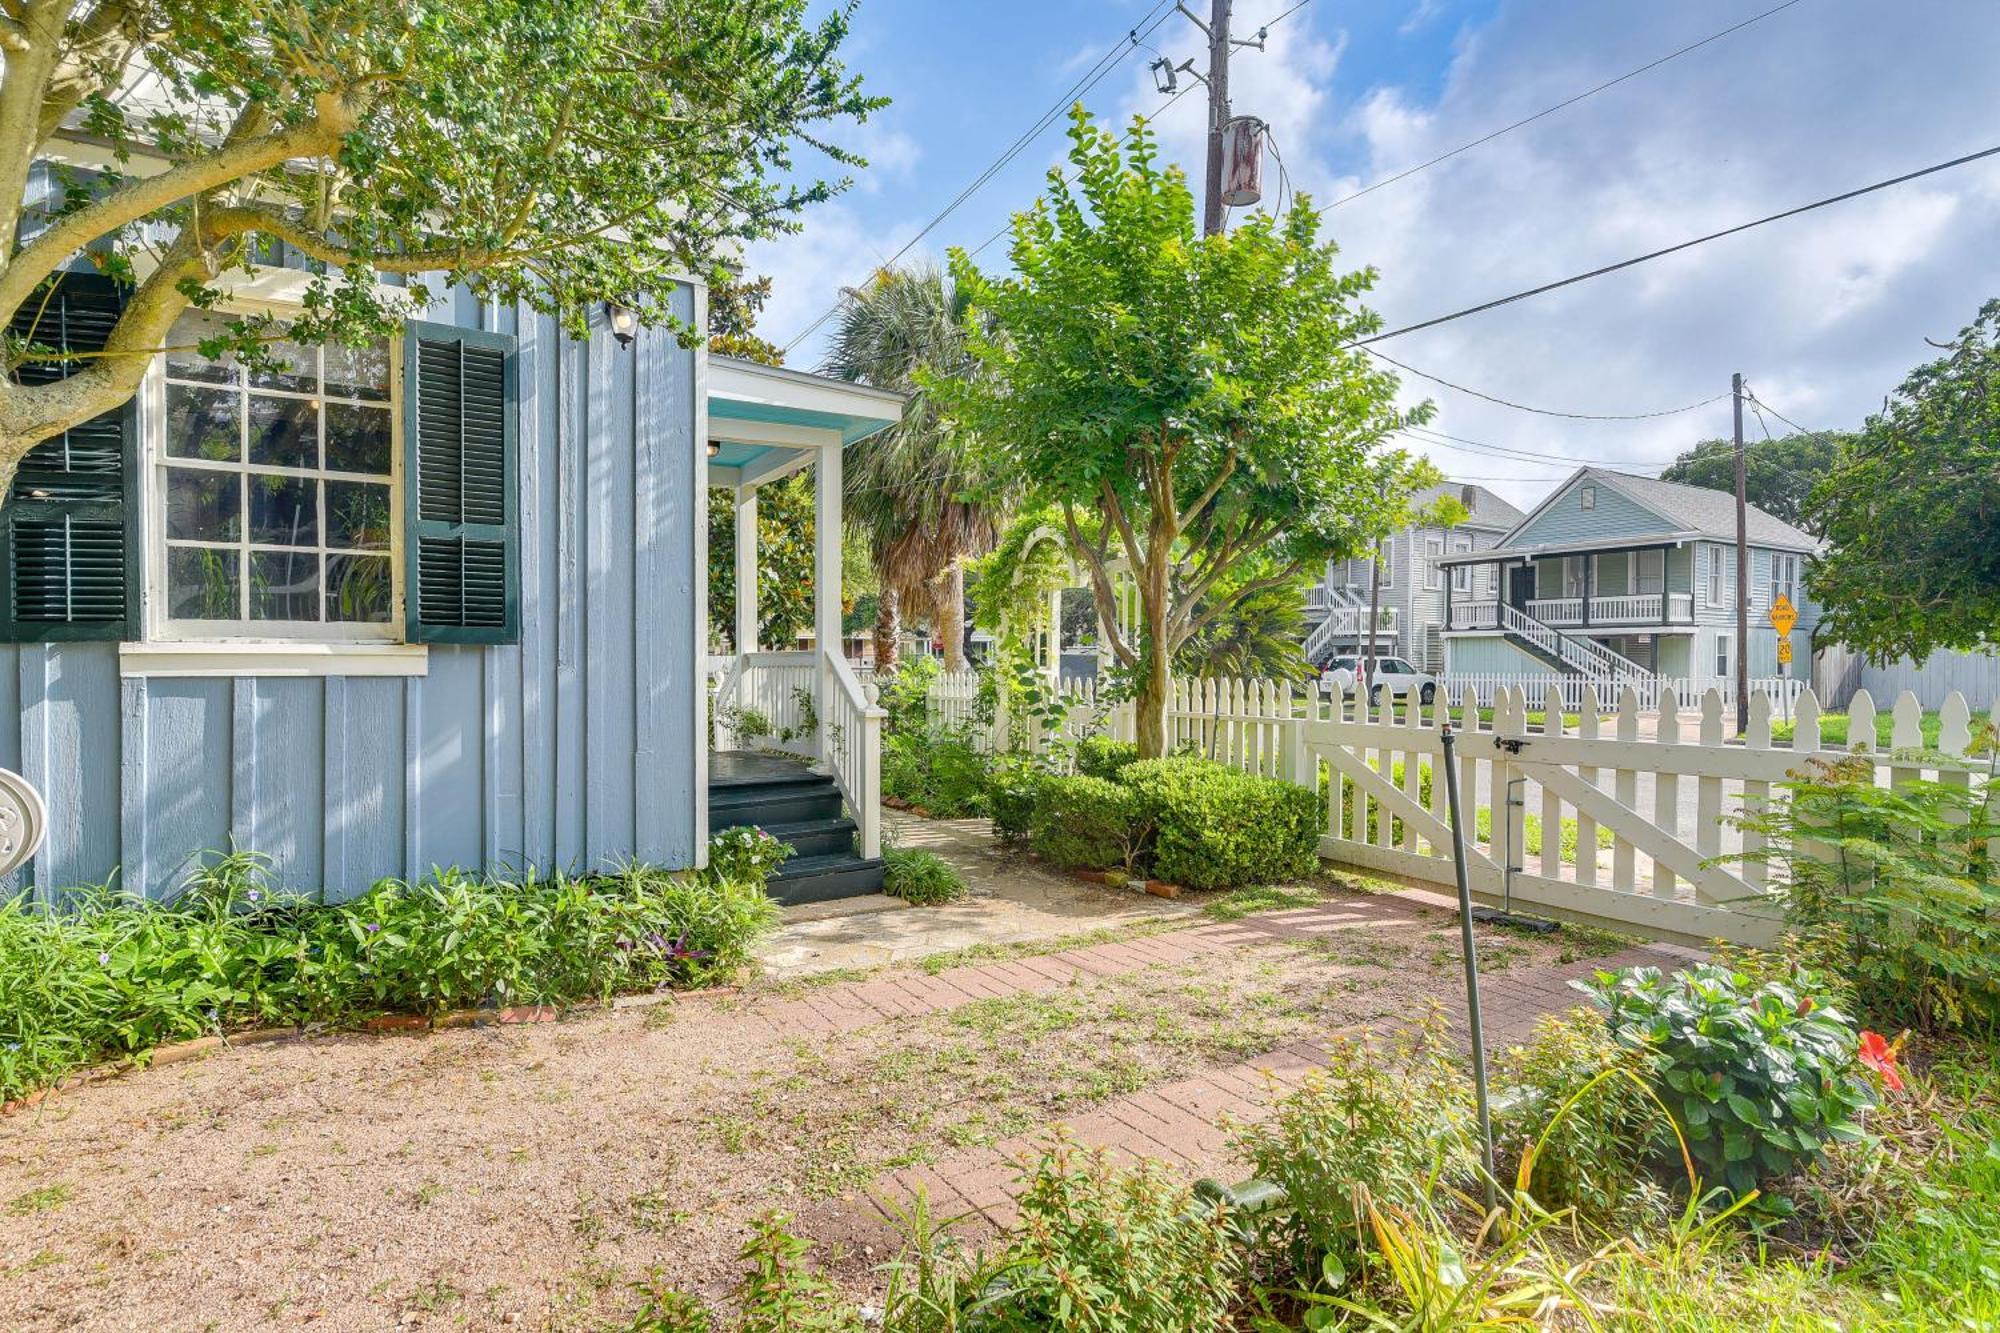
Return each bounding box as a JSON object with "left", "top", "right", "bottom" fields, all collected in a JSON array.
[{"left": 924, "top": 669, "right": 1994, "bottom": 947}]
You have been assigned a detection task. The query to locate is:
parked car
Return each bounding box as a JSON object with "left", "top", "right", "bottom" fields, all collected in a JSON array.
[{"left": 1320, "top": 654, "right": 1437, "bottom": 704}]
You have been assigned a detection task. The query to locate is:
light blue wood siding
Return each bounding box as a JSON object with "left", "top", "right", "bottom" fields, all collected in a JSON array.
[
  {"left": 1510, "top": 477, "right": 1675, "bottom": 548},
  {"left": 5, "top": 284, "right": 703, "bottom": 902},
  {"left": 1443, "top": 635, "right": 1560, "bottom": 677}
]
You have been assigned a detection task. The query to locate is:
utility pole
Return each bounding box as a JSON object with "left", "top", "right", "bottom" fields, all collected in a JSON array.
[
  {"left": 1201, "top": 0, "right": 1231, "bottom": 236},
  {"left": 1732, "top": 371, "right": 1750, "bottom": 733}
]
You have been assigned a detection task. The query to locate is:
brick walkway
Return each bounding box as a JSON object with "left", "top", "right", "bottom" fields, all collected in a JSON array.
[{"left": 784, "top": 895, "right": 1693, "bottom": 1237}]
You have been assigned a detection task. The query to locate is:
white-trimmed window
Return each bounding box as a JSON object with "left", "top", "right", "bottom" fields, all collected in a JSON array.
[
  {"left": 1771, "top": 552, "right": 1799, "bottom": 605},
  {"left": 1579, "top": 484, "right": 1596, "bottom": 511},
  {"left": 1706, "top": 544, "right": 1735, "bottom": 607},
  {"left": 1376, "top": 537, "right": 1393, "bottom": 588},
  {"left": 150, "top": 309, "right": 399, "bottom": 640},
  {"left": 1635, "top": 549, "right": 1664, "bottom": 595},
  {"left": 1714, "top": 632, "right": 1732, "bottom": 679},
  {"left": 1449, "top": 535, "right": 1472, "bottom": 591},
  {"left": 1424, "top": 534, "right": 1443, "bottom": 590}
]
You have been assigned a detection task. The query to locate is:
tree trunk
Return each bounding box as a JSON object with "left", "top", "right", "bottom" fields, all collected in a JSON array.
[
  {"left": 940, "top": 562, "right": 968, "bottom": 672},
  {"left": 1135, "top": 639, "right": 1170, "bottom": 758},
  {"left": 873, "top": 586, "right": 900, "bottom": 674}
]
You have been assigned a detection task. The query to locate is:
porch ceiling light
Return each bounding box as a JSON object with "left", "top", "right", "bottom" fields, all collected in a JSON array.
[
  {"left": 706, "top": 440, "right": 721, "bottom": 458},
  {"left": 604, "top": 301, "right": 638, "bottom": 348}
]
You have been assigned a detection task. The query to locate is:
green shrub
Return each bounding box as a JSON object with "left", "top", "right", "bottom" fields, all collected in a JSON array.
[
  {"left": 877, "top": 656, "right": 942, "bottom": 735},
  {"left": 1733, "top": 751, "right": 2000, "bottom": 1034},
  {"left": 0, "top": 838, "right": 781, "bottom": 1103},
  {"left": 1075, "top": 735, "right": 1140, "bottom": 780},
  {"left": 705, "top": 825, "right": 794, "bottom": 887},
  {"left": 1231, "top": 1013, "right": 1471, "bottom": 1287},
  {"left": 732, "top": 1212, "right": 861, "bottom": 1332},
  {"left": 981, "top": 1136, "right": 1243, "bottom": 1331},
  {"left": 882, "top": 848, "right": 968, "bottom": 905},
  {"left": 1495, "top": 1007, "right": 1668, "bottom": 1221},
  {"left": 984, "top": 754, "right": 1046, "bottom": 846},
  {"left": 1120, "top": 756, "right": 1319, "bottom": 890},
  {"left": 882, "top": 724, "right": 991, "bottom": 818},
  {"left": 1028, "top": 773, "right": 1144, "bottom": 871},
  {"left": 1580, "top": 963, "right": 1873, "bottom": 1198}
]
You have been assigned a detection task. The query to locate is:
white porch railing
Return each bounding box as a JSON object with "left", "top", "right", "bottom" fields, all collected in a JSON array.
[
  {"left": 1303, "top": 604, "right": 1396, "bottom": 662},
  {"left": 1453, "top": 603, "right": 1501, "bottom": 630},
  {"left": 709, "top": 649, "right": 885, "bottom": 858},
  {"left": 822, "top": 649, "right": 885, "bottom": 858},
  {"left": 1525, "top": 597, "right": 1584, "bottom": 624},
  {"left": 1476, "top": 593, "right": 1697, "bottom": 628}
]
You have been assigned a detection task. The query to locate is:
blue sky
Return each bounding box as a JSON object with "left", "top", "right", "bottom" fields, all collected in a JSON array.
[{"left": 748, "top": 0, "right": 2000, "bottom": 508}]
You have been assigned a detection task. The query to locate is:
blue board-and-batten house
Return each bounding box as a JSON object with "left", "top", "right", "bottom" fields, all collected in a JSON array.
[{"left": 2, "top": 263, "right": 902, "bottom": 904}]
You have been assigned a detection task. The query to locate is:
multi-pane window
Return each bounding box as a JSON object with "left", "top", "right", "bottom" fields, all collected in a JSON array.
[
  {"left": 1424, "top": 535, "right": 1443, "bottom": 590},
  {"left": 1770, "top": 552, "right": 1799, "bottom": 605},
  {"left": 156, "top": 311, "right": 396, "bottom": 636},
  {"left": 1714, "top": 632, "right": 1732, "bottom": 679},
  {"left": 1449, "top": 536, "right": 1472, "bottom": 591}
]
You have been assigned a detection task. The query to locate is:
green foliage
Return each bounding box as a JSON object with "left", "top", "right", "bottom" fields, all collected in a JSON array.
[
  {"left": 1659, "top": 433, "right": 1850, "bottom": 533},
  {"left": 1027, "top": 774, "right": 1146, "bottom": 872},
  {"left": 1733, "top": 752, "right": 2000, "bottom": 1034},
  {"left": 1807, "top": 298, "right": 2000, "bottom": 660},
  {"left": 977, "top": 1137, "right": 1244, "bottom": 1331},
  {"left": 0, "top": 1, "right": 883, "bottom": 472},
  {"left": 1579, "top": 964, "right": 1873, "bottom": 1198},
  {"left": 1231, "top": 1014, "right": 1471, "bottom": 1288},
  {"left": 708, "top": 272, "right": 785, "bottom": 367},
  {"left": 732, "top": 1212, "right": 863, "bottom": 1332},
  {"left": 1172, "top": 562, "right": 1316, "bottom": 684},
  {"left": 881, "top": 848, "right": 968, "bottom": 906},
  {"left": 709, "top": 472, "right": 818, "bottom": 651},
  {"left": 882, "top": 724, "right": 991, "bottom": 818},
  {"left": 1074, "top": 735, "right": 1140, "bottom": 781},
  {"left": 936, "top": 109, "right": 1440, "bottom": 755},
  {"left": 706, "top": 826, "right": 795, "bottom": 888},
  {"left": 878, "top": 657, "right": 942, "bottom": 735},
  {"left": 1120, "top": 757, "right": 1320, "bottom": 890},
  {"left": 984, "top": 753, "right": 1046, "bottom": 847},
  {"left": 1495, "top": 1008, "right": 1669, "bottom": 1222},
  {"left": 0, "top": 841, "right": 781, "bottom": 1102}
]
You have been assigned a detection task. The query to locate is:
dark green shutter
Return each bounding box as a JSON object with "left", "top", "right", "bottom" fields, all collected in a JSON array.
[
  {"left": 402, "top": 321, "right": 519, "bottom": 643},
  {"left": 0, "top": 270, "right": 137, "bottom": 641}
]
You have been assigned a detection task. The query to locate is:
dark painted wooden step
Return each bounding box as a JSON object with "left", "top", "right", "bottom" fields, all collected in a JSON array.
[
  {"left": 755, "top": 816, "right": 859, "bottom": 860},
  {"left": 767, "top": 852, "right": 887, "bottom": 905},
  {"left": 708, "top": 784, "right": 844, "bottom": 832}
]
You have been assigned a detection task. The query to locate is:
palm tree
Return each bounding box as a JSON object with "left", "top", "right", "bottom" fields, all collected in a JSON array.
[{"left": 822, "top": 264, "right": 1000, "bottom": 673}]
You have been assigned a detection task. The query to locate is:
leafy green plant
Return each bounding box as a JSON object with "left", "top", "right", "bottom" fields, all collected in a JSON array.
[
  {"left": 1494, "top": 1007, "right": 1670, "bottom": 1222},
  {"left": 1579, "top": 963, "right": 1874, "bottom": 1198},
  {"left": 1732, "top": 750, "right": 2000, "bottom": 1034},
  {"left": 1027, "top": 774, "right": 1147, "bottom": 872},
  {"left": 1231, "top": 1013, "right": 1472, "bottom": 1289},
  {"left": 733, "top": 1212, "right": 863, "bottom": 1332},
  {"left": 883, "top": 724, "right": 992, "bottom": 818},
  {"left": 882, "top": 848, "right": 969, "bottom": 906},
  {"left": 980, "top": 1136, "right": 1243, "bottom": 1331},
  {"left": 1074, "top": 735, "right": 1139, "bottom": 781},
  {"left": 984, "top": 753, "right": 1046, "bottom": 846},
  {"left": 706, "top": 826, "right": 795, "bottom": 888},
  {"left": 0, "top": 836, "right": 782, "bottom": 1102},
  {"left": 1120, "top": 756, "right": 1320, "bottom": 890}
]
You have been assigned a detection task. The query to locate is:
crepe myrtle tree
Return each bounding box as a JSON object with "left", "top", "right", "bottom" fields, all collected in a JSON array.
[
  {"left": 937, "top": 110, "right": 1446, "bottom": 758},
  {"left": 0, "top": 0, "right": 882, "bottom": 500}
]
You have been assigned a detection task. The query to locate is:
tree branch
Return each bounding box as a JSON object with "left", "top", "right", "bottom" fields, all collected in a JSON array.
[{"left": 1064, "top": 502, "right": 1136, "bottom": 668}]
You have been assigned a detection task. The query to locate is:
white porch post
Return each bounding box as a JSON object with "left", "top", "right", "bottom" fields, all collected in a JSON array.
[
  {"left": 815, "top": 444, "right": 842, "bottom": 761},
  {"left": 733, "top": 485, "right": 759, "bottom": 655}
]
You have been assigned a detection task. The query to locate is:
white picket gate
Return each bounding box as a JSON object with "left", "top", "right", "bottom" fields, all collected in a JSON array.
[{"left": 923, "top": 667, "right": 1994, "bottom": 948}]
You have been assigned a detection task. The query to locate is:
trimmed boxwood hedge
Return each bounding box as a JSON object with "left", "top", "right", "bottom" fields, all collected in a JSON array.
[
  {"left": 1029, "top": 774, "right": 1144, "bottom": 871},
  {"left": 1013, "top": 752, "right": 1321, "bottom": 891},
  {"left": 1120, "top": 757, "right": 1321, "bottom": 891}
]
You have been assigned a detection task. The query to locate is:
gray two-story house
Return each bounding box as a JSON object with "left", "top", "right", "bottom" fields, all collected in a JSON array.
[
  {"left": 1303, "top": 483, "right": 1525, "bottom": 672},
  {"left": 1438, "top": 467, "right": 1822, "bottom": 694}
]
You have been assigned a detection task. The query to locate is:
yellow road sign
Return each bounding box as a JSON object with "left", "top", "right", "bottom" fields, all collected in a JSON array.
[
  {"left": 1769, "top": 594, "right": 1798, "bottom": 637},
  {"left": 1776, "top": 638, "right": 1794, "bottom": 665}
]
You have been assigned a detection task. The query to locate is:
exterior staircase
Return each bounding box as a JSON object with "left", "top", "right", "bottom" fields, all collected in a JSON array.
[
  {"left": 709, "top": 752, "right": 886, "bottom": 905},
  {"left": 1497, "top": 605, "right": 1651, "bottom": 691},
  {"left": 1303, "top": 584, "right": 1392, "bottom": 665}
]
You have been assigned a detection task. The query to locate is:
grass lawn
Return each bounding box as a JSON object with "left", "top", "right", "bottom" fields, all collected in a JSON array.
[{"left": 1772, "top": 709, "right": 1946, "bottom": 749}]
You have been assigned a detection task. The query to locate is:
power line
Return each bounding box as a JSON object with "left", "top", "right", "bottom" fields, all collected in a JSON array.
[
  {"left": 1357, "top": 142, "right": 2000, "bottom": 346},
  {"left": 1329, "top": 0, "right": 1810, "bottom": 210},
  {"left": 1396, "top": 423, "right": 1675, "bottom": 471},
  {"left": 779, "top": 1, "right": 1180, "bottom": 355},
  {"left": 1364, "top": 347, "right": 1727, "bottom": 420}
]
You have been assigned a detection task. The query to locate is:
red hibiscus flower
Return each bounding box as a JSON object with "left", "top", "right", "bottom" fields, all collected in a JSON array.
[{"left": 1858, "top": 1030, "right": 1904, "bottom": 1092}]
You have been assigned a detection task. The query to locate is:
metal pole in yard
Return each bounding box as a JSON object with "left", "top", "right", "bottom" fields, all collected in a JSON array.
[
  {"left": 1733, "top": 371, "right": 1750, "bottom": 734},
  {"left": 1364, "top": 549, "right": 1384, "bottom": 702},
  {"left": 1440, "top": 722, "right": 1498, "bottom": 1213}
]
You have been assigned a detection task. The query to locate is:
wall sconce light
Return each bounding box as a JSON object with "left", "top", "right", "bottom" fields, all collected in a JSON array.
[
  {"left": 706, "top": 440, "right": 721, "bottom": 458},
  {"left": 604, "top": 302, "right": 638, "bottom": 348}
]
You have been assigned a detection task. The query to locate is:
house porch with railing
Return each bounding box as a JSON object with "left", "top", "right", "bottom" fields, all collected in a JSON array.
[{"left": 702, "top": 358, "right": 904, "bottom": 903}]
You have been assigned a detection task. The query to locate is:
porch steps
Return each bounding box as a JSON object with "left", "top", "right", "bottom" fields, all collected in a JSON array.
[{"left": 709, "top": 752, "right": 886, "bottom": 906}]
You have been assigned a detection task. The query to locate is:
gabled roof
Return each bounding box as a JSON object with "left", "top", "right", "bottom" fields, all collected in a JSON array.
[
  {"left": 1416, "top": 481, "right": 1525, "bottom": 533},
  {"left": 1487, "top": 467, "right": 1823, "bottom": 555}
]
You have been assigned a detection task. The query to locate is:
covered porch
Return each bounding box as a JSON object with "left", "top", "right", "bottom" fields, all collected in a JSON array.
[
  {"left": 704, "top": 357, "right": 904, "bottom": 875},
  {"left": 1441, "top": 540, "right": 1697, "bottom": 633}
]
